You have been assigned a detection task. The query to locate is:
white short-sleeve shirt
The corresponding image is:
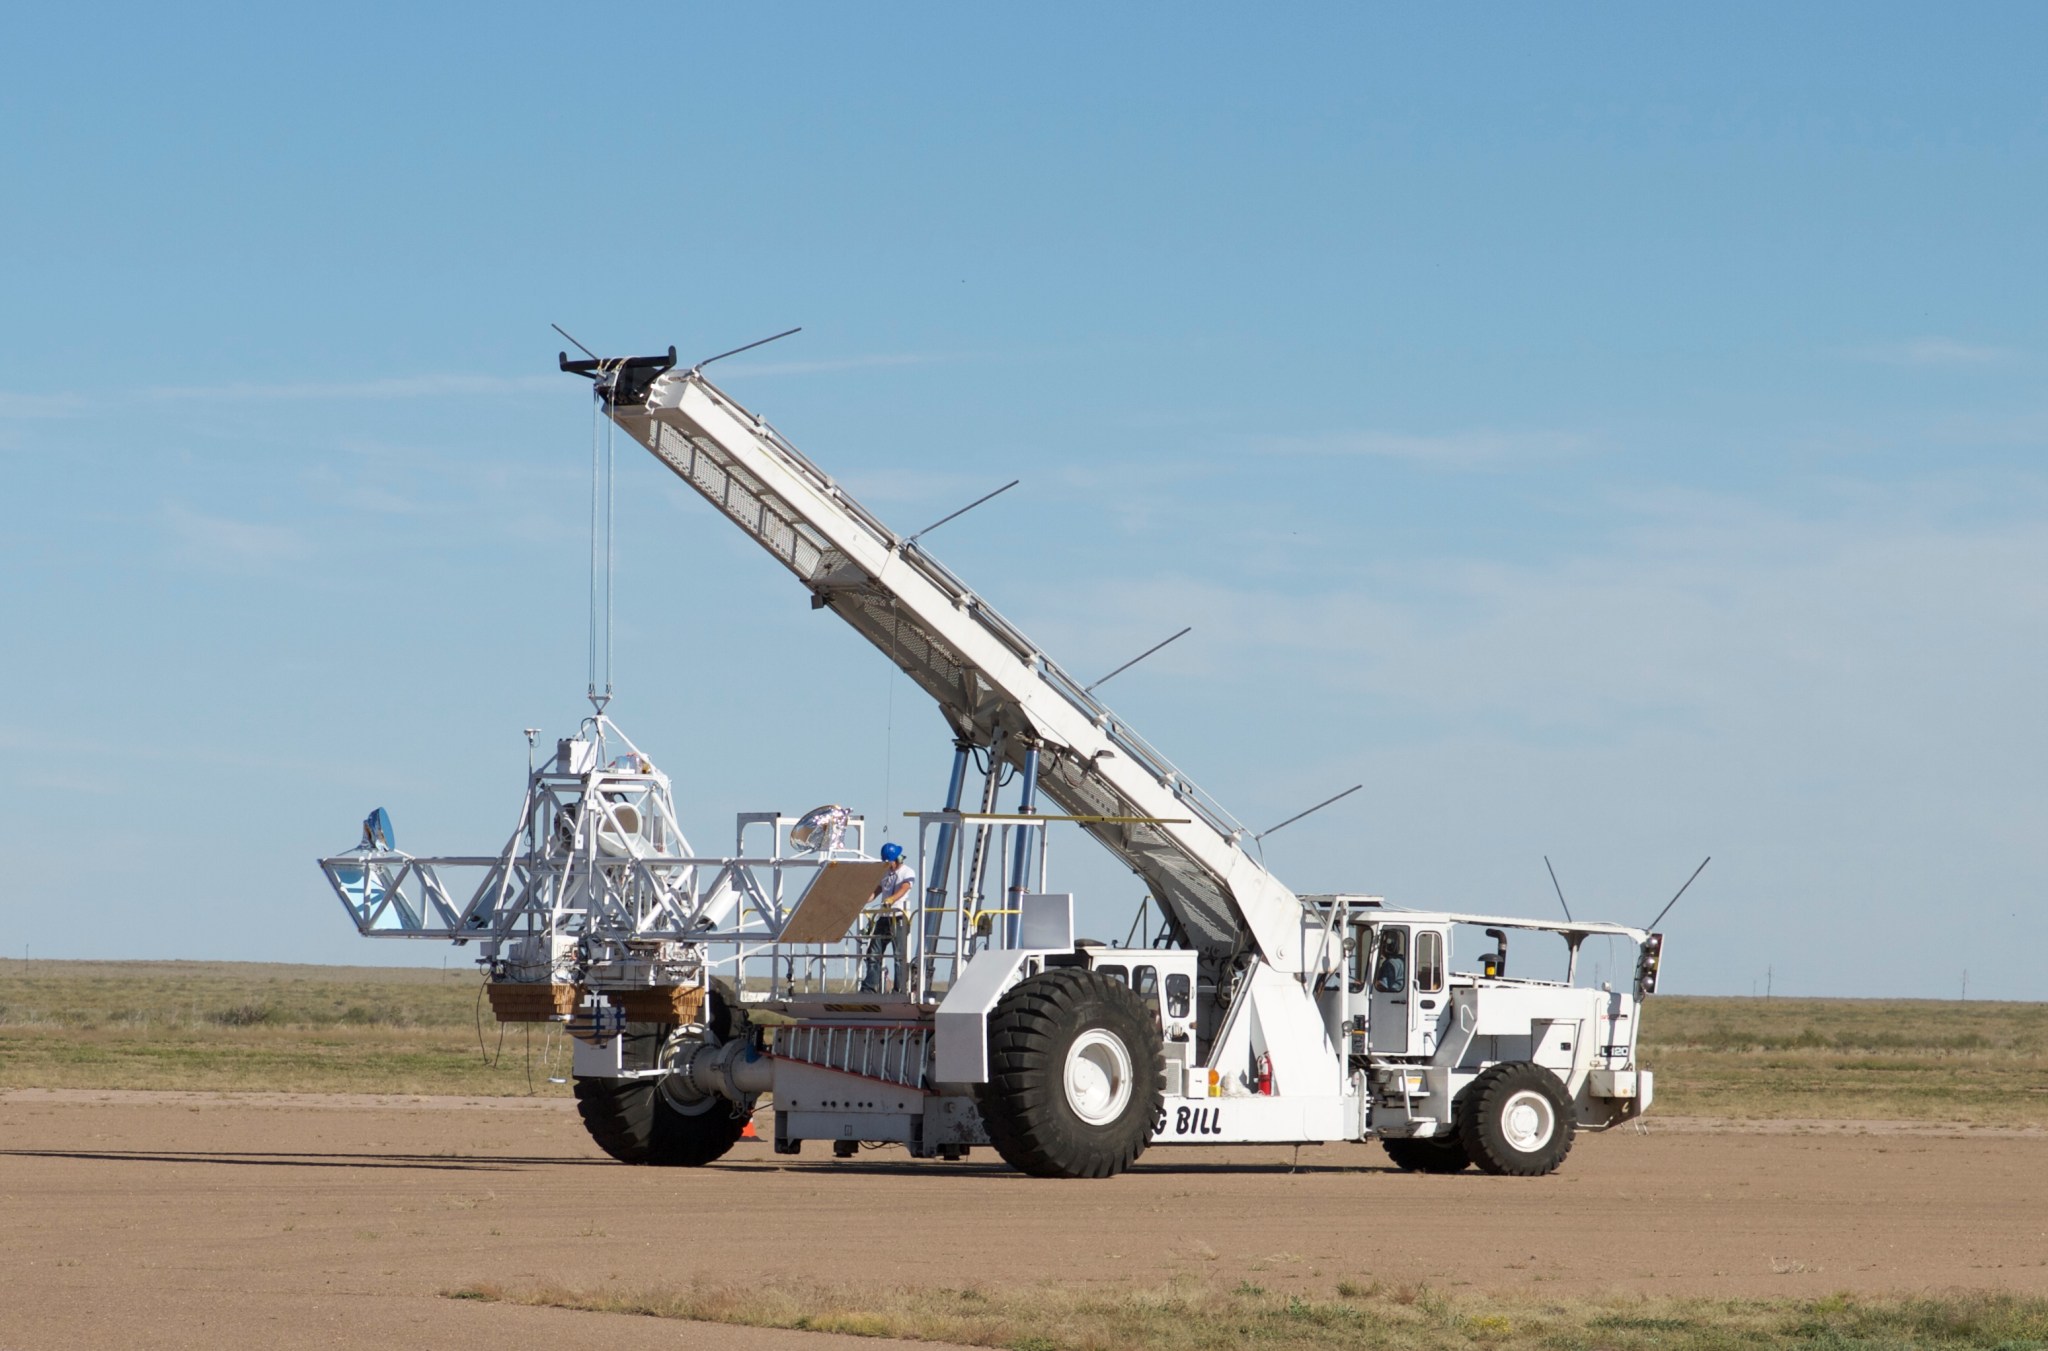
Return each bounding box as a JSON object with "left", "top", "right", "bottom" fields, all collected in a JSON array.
[{"left": 874, "top": 862, "right": 916, "bottom": 907}]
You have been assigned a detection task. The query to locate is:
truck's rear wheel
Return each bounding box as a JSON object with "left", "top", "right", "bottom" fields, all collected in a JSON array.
[
  {"left": 1382, "top": 1133, "right": 1472, "bottom": 1173},
  {"left": 573, "top": 1015, "right": 749, "bottom": 1167},
  {"left": 1458, "top": 1061, "right": 1574, "bottom": 1176},
  {"left": 976, "top": 968, "right": 1165, "bottom": 1179}
]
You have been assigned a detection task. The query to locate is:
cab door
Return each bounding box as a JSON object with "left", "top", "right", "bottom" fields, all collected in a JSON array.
[
  {"left": 1366, "top": 924, "right": 1450, "bottom": 1057},
  {"left": 1411, "top": 925, "right": 1447, "bottom": 1057},
  {"left": 1367, "top": 925, "right": 1412, "bottom": 1054}
]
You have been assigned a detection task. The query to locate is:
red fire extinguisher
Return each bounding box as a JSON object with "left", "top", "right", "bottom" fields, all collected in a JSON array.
[{"left": 1255, "top": 1052, "right": 1274, "bottom": 1095}]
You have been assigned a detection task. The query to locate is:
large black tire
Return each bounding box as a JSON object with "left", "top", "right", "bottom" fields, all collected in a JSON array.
[
  {"left": 1457, "top": 1061, "right": 1575, "bottom": 1176},
  {"left": 572, "top": 1017, "right": 749, "bottom": 1167},
  {"left": 573, "top": 1075, "right": 749, "bottom": 1165},
  {"left": 705, "top": 979, "right": 740, "bottom": 1042},
  {"left": 975, "top": 968, "right": 1166, "bottom": 1179},
  {"left": 1382, "top": 1133, "right": 1472, "bottom": 1173}
]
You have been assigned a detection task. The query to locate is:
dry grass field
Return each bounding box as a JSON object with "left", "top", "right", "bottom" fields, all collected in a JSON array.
[
  {"left": 0, "top": 958, "right": 574, "bottom": 1096},
  {"left": 3, "top": 959, "right": 2042, "bottom": 1124},
  {"left": 451, "top": 1277, "right": 2048, "bottom": 1350},
  {"left": 1641, "top": 994, "right": 2048, "bottom": 1125}
]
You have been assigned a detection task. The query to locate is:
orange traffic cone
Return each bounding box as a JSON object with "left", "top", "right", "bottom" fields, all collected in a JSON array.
[{"left": 741, "top": 1116, "right": 759, "bottom": 1140}]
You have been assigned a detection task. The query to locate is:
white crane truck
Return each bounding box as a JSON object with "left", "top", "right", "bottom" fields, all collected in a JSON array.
[{"left": 320, "top": 347, "right": 1665, "bottom": 1179}]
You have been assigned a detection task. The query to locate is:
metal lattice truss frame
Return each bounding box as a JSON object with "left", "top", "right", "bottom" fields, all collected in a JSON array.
[{"left": 318, "top": 717, "right": 865, "bottom": 957}]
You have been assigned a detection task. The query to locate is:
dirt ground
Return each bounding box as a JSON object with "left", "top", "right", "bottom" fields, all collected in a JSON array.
[{"left": 2, "top": 1090, "right": 2044, "bottom": 1350}]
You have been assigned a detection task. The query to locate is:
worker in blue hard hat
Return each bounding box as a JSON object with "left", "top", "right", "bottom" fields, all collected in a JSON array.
[{"left": 859, "top": 841, "right": 917, "bottom": 994}]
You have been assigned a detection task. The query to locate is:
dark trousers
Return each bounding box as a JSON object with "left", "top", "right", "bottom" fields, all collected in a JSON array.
[{"left": 859, "top": 911, "right": 907, "bottom": 993}]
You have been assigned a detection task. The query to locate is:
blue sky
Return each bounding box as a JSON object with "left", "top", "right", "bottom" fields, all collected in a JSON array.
[{"left": 2, "top": 5, "right": 2044, "bottom": 997}]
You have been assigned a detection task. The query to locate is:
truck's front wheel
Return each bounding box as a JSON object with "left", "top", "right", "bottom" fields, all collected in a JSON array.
[
  {"left": 572, "top": 1017, "right": 749, "bottom": 1167},
  {"left": 1458, "top": 1061, "right": 1575, "bottom": 1176},
  {"left": 976, "top": 969, "right": 1165, "bottom": 1179}
]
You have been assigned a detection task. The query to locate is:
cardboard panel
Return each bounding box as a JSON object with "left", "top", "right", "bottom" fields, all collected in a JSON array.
[{"left": 778, "top": 860, "right": 893, "bottom": 943}]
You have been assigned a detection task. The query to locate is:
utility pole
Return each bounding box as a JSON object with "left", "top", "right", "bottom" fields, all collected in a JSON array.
[
  {"left": 1766, "top": 965, "right": 1773, "bottom": 1000},
  {"left": 1961, "top": 969, "right": 1969, "bottom": 1002}
]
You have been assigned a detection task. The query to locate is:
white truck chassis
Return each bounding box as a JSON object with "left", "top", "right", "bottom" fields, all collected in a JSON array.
[{"left": 318, "top": 347, "right": 1666, "bottom": 1178}]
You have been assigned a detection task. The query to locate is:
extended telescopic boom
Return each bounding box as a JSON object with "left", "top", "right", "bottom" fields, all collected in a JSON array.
[{"left": 567, "top": 354, "right": 1317, "bottom": 972}]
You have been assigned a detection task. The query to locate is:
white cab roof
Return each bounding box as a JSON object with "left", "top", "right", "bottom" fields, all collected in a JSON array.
[{"left": 1303, "top": 896, "right": 1648, "bottom": 944}]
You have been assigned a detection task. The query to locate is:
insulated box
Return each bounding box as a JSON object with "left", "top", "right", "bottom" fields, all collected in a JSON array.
[
  {"left": 487, "top": 981, "right": 579, "bottom": 1021},
  {"left": 604, "top": 985, "right": 707, "bottom": 1025}
]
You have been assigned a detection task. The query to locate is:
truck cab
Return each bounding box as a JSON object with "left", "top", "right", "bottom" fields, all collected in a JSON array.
[{"left": 1344, "top": 910, "right": 1658, "bottom": 1172}]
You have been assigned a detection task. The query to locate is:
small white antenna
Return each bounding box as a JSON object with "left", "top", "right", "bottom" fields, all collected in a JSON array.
[
  {"left": 1086, "top": 627, "right": 1192, "bottom": 694},
  {"left": 905, "top": 480, "right": 1019, "bottom": 547},
  {"left": 692, "top": 326, "right": 803, "bottom": 372},
  {"left": 1644, "top": 856, "right": 1710, "bottom": 932},
  {"left": 1544, "top": 855, "right": 1574, "bottom": 923},
  {"left": 550, "top": 322, "right": 597, "bottom": 360},
  {"left": 1255, "top": 784, "right": 1363, "bottom": 843}
]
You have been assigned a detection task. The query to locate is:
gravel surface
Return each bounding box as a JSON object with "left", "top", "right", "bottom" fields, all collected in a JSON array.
[{"left": 3, "top": 1089, "right": 2044, "bottom": 1348}]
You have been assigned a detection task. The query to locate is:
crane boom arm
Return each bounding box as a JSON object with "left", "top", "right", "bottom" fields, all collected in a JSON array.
[{"left": 599, "top": 363, "right": 1307, "bottom": 971}]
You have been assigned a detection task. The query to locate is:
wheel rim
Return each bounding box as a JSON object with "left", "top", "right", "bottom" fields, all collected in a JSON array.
[
  {"left": 1500, "top": 1087, "right": 1556, "bottom": 1152},
  {"left": 1063, "top": 1028, "right": 1134, "bottom": 1125}
]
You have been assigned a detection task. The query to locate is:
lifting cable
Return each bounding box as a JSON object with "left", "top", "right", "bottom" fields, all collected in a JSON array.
[
  {"left": 473, "top": 972, "right": 507, "bottom": 1067},
  {"left": 882, "top": 598, "right": 898, "bottom": 842},
  {"left": 587, "top": 375, "right": 617, "bottom": 713}
]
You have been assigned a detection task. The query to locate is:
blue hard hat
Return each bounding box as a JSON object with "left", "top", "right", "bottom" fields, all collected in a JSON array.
[{"left": 879, "top": 842, "right": 904, "bottom": 863}]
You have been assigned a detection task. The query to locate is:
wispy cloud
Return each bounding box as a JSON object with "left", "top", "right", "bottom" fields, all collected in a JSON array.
[
  {"left": 162, "top": 502, "right": 310, "bottom": 570},
  {"left": 833, "top": 465, "right": 1015, "bottom": 508},
  {"left": 1024, "top": 486, "right": 2048, "bottom": 743},
  {"left": 716, "top": 352, "right": 942, "bottom": 378},
  {"left": 329, "top": 484, "right": 434, "bottom": 516},
  {"left": 1257, "top": 428, "right": 1592, "bottom": 469},
  {"left": 0, "top": 373, "right": 561, "bottom": 420},
  {"left": 1, "top": 356, "right": 942, "bottom": 420},
  {"left": 1846, "top": 337, "right": 2021, "bottom": 367},
  {"left": 0, "top": 390, "right": 88, "bottom": 418},
  {"left": 1926, "top": 409, "right": 2048, "bottom": 449},
  {"left": 141, "top": 373, "right": 561, "bottom": 402}
]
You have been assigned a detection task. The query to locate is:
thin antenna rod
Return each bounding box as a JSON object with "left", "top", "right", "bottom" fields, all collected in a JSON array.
[
  {"left": 551, "top": 323, "right": 597, "bottom": 360},
  {"left": 1544, "top": 855, "right": 1573, "bottom": 923},
  {"left": 1256, "top": 784, "right": 1363, "bottom": 842},
  {"left": 905, "top": 479, "right": 1019, "bottom": 546},
  {"left": 694, "top": 326, "right": 803, "bottom": 371},
  {"left": 1086, "top": 626, "right": 1192, "bottom": 694},
  {"left": 1645, "top": 856, "right": 1710, "bottom": 932}
]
